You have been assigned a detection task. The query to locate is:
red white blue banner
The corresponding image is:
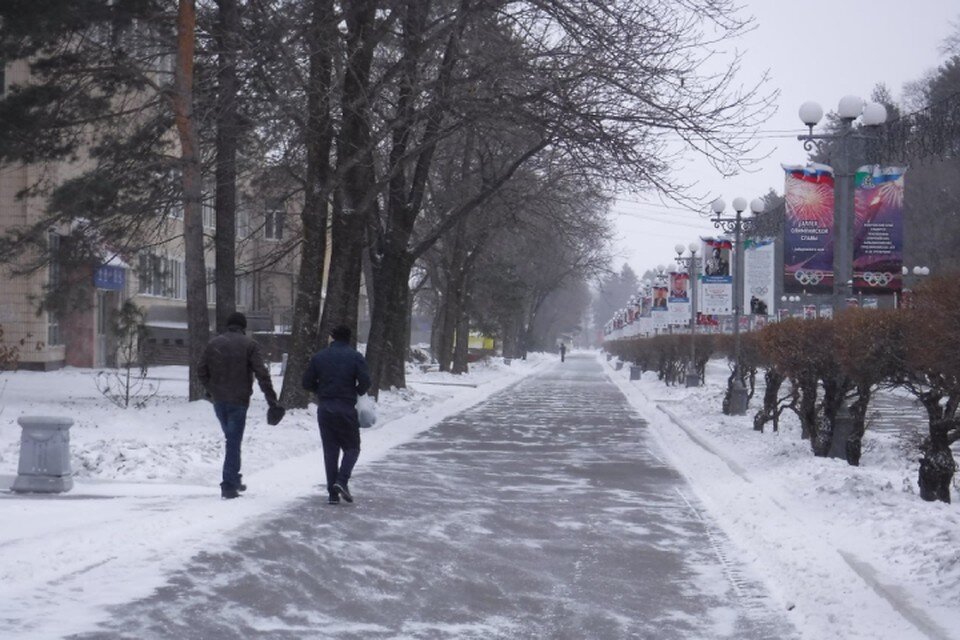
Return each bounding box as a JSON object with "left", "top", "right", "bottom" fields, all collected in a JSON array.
[{"left": 783, "top": 163, "right": 834, "bottom": 294}]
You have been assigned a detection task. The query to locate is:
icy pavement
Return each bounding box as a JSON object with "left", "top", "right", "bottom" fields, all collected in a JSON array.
[{"left": 64, "top": 354, "right": 796, "bottom": 639}]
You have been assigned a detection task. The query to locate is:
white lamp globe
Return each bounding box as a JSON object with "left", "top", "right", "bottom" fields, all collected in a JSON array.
[
  {"left": 711, "top": 198, "right": 726, "bottom": 215},
  {"left": 838, "top": 95, "right": 864, "bottom": 120},
  {"left": 688, "top": 241, "right": 699, "bottom": 253},
  {"left": 656, "top": 264, "right": 666, "bottom": 273},
  {"left": 750, "top": 198, "right": 765, "bottom": 214},
  {"left": 862, "top": 102, "right": 887, "bottom": 126},
  {"left": 798, "top": 101, "right": 823, "bottom": 126},
  {"left": 675, "top": 243, "right": 685, "bottom": 255},
  {"left": 732, "top": 197, "right": 748, "bottom": 213},
  {"left": 901, "top": 265, "right": 909, "bottom": 275}
]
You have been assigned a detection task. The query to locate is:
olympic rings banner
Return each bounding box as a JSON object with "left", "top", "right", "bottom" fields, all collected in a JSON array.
[
  {"left": 743, "top": 238, "right": 775, "bottom": 316},
  {"left": 853, "top": 165, "right": 905, "bottom": 293},
  {"left": 783, "top": 163, "right": 834, "bottom": 294}
]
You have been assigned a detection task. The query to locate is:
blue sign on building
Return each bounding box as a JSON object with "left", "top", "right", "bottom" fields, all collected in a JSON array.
[{"left": 94, "top": 265, "right": 126, "bottom": 291}]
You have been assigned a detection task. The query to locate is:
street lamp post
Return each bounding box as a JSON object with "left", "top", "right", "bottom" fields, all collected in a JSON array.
[
  {"left": 899, "top": 265, "right": 930, "bottom": 307},
  {"left": 675, "top": 242, "right": 701, "bottom": 387},
  {"left": 797, "top": 97, "right": 887, "bottom": 314},
  {"left": 710, "top": 196, "right": 765, "bottom": 415},
  {"left": 780, "top": 294, "right": 801, "bottom": 318}
]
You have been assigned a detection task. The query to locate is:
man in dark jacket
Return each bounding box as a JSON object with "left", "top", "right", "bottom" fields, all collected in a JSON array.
[
  {"left": 198, "top": 311, "right": 279, "bottom": 499},
  {"left": 302, "top": 324, "right": 371, "bottom": 504}
]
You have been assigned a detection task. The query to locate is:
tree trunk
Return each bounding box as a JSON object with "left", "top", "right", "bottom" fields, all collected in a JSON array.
[
  {"left": 172, "top": 0, "right": 210, "bottom": 401},
  {"left": 452, "top": 303, "right": 469, "bottom": 374},
  {"left": 366, "top": 249, "right": 413, "bottom": 395},
  {"left": 753, "top": 368, "right": 784, "bottom": 432},
  {"left": 918, "top": 419, "right": 957, "bottom": 503},
  {"left": 320, "top": 0, "right": 377, "bottom": 346},
  {"left": 213, "top": 0, "right": 239, "bottom": 334},
  {"left": 279, "top": 0, "right": 335, "bottom": 408},
  {"left": 845, "top": 384, "right": 872, "bottom": 466}
]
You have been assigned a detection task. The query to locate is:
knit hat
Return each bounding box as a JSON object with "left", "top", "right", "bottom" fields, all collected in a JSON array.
[
  {"left": 226, "top": 311, "right": 247, "bottom": 329},
  {"left": 330, "top": 325, "right": 352, "bottom": 342}
]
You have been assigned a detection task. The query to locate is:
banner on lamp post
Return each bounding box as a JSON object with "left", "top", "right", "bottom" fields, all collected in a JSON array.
[
  {"left": 701, "top": 238, "right": 732, "bottom": 315},
  {"left": 783, "top": 163, "right": 834, "bottom": 294},
  {"left": 853, "top": 165, "right": 905, "bottom": 293},
  {"left": 668, "top": 272, "right": 691, "bottom": 324},
  {"left": 743, "top": 238, "right": 775, "bottom": 316}
]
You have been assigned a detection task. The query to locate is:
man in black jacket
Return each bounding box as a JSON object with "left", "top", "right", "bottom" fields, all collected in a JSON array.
[
  {"left": 302, "top": 325, "right": 371, "bottom": 504},
  {"left": 198, "top": 312, "right": 279, "bottom": 499}
]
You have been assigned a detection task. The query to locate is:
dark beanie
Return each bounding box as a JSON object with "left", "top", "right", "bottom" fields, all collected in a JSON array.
[
  {"left": 330, "top": 325, "right": 351, "bottom": 342},
  {"left": 226, "top": 311, "right": 247, "bottom": 329}
]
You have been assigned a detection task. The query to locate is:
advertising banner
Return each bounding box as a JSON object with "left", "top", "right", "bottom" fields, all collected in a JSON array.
[
  {"left": 743, "top": 238, "right": 775, "bottom": 316},
  {"left": 701, "top": 238, "right": 732, "bottom": 315},
  {"left": 668, "top": 272, "right": 691, "bottom": 325},
  {"left": 701, "top": 280, "right": 732, "bottom": 315},
  {"left": 853, "top": 165, "right": 905, "bottom": 293},
  {"left": 783, "top": 163, "right": 834, "bottom": 294}
]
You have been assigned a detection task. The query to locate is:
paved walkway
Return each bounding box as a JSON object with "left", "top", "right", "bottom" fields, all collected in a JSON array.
[{"left": 70, "top": 354, "right": 797, "bottom": 639}]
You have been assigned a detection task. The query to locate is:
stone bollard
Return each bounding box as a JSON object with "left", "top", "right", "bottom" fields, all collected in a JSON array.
[
  {"left": 629, "top": 365, "right": 641, "bottom": 381},
  {"left": 11, "top": 416, "right": 74, "bottom": 493},
  {"left": 606, "top": 353, "right": 613, "bottom": 361},
  {"left": 614, "top": 360, "right": 624, "bottom": 371}
]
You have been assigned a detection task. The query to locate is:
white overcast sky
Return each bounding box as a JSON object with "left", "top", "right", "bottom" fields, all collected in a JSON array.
[{"left": 610, "top": 0, "right": 958, "bottom": 277}]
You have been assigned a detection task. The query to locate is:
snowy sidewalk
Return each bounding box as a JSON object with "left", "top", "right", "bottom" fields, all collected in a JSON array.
[
  {"left": 64, "top": 353, "right": 793, "bottom": 639},
  {"left": 605, "top": 354, "right": 960, "bottom": 640},
  {"left": 0, "top": 356, "right": 548, "bottom": 639}
]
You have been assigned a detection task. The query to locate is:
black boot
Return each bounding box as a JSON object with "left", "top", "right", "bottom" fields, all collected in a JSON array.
[{"left": 221, "top": 483, "right": 241, "bottom": 499}]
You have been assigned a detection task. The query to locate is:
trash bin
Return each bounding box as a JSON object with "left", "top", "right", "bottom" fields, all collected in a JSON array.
[
  {"left": 614, "top": 360, "right": 623, "bottom": 371},
  {"left": 503, "top": 357, "right": 512, "bottom": 366},
  {"left": 606, "top": 353, "right": 613, "bottom": 361},
  {"left": 11, "top": 416, "right": 75, "bottom": 493},
  {"left": 629, "top": 365, "right": 641, "bottom": 380}
]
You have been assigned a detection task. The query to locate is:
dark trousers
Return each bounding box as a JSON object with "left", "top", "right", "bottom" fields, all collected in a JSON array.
[
  {"left": 214, "top": 402, "right": 248, "bottom": 489},
  {"left": 317, "top": 400, "right": 361, "bottom": 493}
]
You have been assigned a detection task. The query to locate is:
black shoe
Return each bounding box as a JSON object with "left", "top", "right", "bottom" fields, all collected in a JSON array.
[
  {"left": 238, "top": 483, "right": 247, "bottom": 492},
  {"left": 327, "top": 493, "right": 340, "bottom": 505},
  {"left": 221, "top": 486, "right": 241, "bottom": 499},
  {"left": 332, "top": 482, "right": 353, "bottom": 503}
]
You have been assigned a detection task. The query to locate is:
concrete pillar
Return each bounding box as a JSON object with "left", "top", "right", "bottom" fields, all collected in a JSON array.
[{"left": 11, "top": 416, "right": 74, "bottom": 493}]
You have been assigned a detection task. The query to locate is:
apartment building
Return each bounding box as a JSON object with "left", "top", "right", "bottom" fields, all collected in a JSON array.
[{"left": 0, "top": 60, "right": 304, "bottom": 370}]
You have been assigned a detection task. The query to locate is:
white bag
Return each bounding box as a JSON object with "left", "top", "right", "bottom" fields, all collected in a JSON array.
[{"left": 357, "top": 394, "right": 378, "bottom": 429}]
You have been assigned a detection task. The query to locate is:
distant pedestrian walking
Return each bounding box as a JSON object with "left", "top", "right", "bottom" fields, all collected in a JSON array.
[
  {"left": 559, "top": 343, "right": 566, "bottom": 363},
  {"left": 302, "top": 325, "right": 372, "bottom": 504},
  {"left": 198, "top": 312, "right": 280, "bottom": 499}
]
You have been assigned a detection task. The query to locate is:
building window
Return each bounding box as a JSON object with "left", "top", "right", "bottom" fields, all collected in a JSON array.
[
  {"left": 237, "top": 206, "right": 250, "bottom": 238},
  {"left": 202, "top": 192, "right": 215, "bottom": 229},
  {"left": 265, "top": 201, "right": 284, "bottom": 240},
  {"left": 206, "top": 266, "right": 217, "bottom": 301},
  {"left": 138, "top": 252, "right": 184, "bottom": 299},
  {"left": 47, "top": 232, "right": 63, "bottom": 346}
]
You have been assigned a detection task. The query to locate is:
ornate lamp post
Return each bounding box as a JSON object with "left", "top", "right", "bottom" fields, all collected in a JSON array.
[
  {"left": 710, "top": 196, "right": 764, "bottom": 415},
  {"left": 898, "top": 265, "right": 930, "bottom": 308},
  {"left": 797, "top": 96, "right": 887, "bottom": 313},
  {"left": 780, "top": 294, "right": 801, "bottom": 318},
  {"left": 675, "top": 242, "right": 701, "bottom": 387}
]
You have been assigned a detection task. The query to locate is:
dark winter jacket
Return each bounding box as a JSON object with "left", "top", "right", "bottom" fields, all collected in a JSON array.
[
  {"left": 198, "top": 327, "right": 278, "bottom": 407},
  {"left": 301, "top": 340, "right": 371, "bottom": 404}
]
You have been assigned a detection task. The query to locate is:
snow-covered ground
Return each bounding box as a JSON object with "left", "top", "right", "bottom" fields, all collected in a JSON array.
[
  {"left": 606, "top": 354, "right": 960, "bottom": 640},
  {"left": 0, "top": 354, "right": 549, "bottom": 640},
  {"left": 2, "top": 350, "right": 959, "bottom": 639}
]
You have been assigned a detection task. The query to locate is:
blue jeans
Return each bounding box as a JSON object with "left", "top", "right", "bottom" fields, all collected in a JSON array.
[{"left": 214, "top": 402, "right": 248, "bottom": 489}]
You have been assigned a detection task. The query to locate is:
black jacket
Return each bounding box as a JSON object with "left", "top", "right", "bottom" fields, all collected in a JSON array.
[
  {"left": 301, "top": 340, "right": 371, "bottom": 404},
  {"left": 198, "top": 327, "right": 278, "bottom": 407}
]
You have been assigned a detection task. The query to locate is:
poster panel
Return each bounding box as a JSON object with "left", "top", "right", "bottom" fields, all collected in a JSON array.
[
  {"left": 701, "top": 280, "right": 732, "bottom": 315},
  {"left": 853, "top": 165, "right": 905, "bottom": 293},
  {"left": 783, "top": 163, "right": 834, "bottom": 294},
  {"left": 743, "top": 238, "right": 775, "bottom": 316}
]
